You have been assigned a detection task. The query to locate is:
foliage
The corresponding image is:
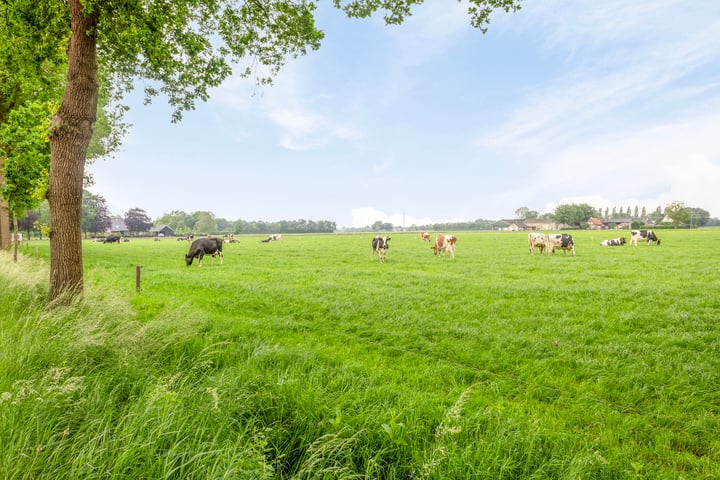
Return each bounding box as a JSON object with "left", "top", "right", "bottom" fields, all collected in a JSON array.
[
  {"left": 17, "top": 209, "right": 38, "bottom": 236},
  {"left": 665, "top": 201, "right": 690, "bottom": 228},
  {"left": 688, "top": 207, "right": 710, "bottom": 227},
  {"left": 193, "top": 211, "right": 217, "bottom": 234},
  {"left": 2, "top": 229, "right": 719, "bottom": 478},
  {"left": 0, "top": 101, "right": 54, "bottom": 215},
  {"left": 553, "top": 203, "right": 597, "bottom": 228},
  {"left": 124, "top": 207, "right": 153, "bottom": 234},
  {"left": 81, "top": 190, "right": 111, "bottom": 237}
]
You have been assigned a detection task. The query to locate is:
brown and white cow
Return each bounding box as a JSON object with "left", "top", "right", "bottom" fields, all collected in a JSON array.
[
  {"left": 371, "top": 236, "right": 391, "bottom": 263},
  {"left": 432, "top": 234, "right": 457, "bottom": 258},
  {"left": 600, "top": 237, "right": 626, "bottom": 246},
  {"left": 420, "top": 231, "right": 431, "bottom": 242},
  {"left": 528, "top": 232, "right": 547, "bottom": 255},
  {"left": 545, "top": 233, "right": 575, "bottom": 256},
  {"left": 630, "top": 230, "right": 660, "bottom": 246}
]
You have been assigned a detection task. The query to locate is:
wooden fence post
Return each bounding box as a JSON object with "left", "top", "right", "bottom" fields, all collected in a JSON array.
[{"left": 135, "top": 265, "right": 142, "bottom": 292}]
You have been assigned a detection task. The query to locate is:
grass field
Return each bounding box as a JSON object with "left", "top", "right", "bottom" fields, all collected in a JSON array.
[{"left": 2, "top": 230, "right": 719, "bottom": 479}]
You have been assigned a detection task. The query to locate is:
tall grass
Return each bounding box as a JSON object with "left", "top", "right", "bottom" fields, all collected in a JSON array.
[{"left": 2, "top": 230, "right": 719, "bottom": 478}]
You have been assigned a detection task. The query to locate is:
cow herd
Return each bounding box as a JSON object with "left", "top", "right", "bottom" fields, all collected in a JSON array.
[
  {"left": 528, "top": 229, "right": 661, "bottom": 257},
  {"left": 95, "top": 228, "right": 663, "bottom": 268},
  {"left": 185, "top": 229, "right": 661, "bottom": 267}
]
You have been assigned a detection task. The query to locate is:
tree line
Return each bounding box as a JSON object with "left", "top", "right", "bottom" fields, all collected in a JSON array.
[{"left": 12, "top": 192, "right": 337, "bottom": 239}]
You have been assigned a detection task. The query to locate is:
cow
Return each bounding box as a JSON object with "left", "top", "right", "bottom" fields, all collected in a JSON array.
[
  {"left": 600, "top": 237, "right": 626, "bottom": 247},
  {"left": 630, "top": 230, "right": 661, "bottom": 246},
  {"left": 528, "top": 232, "right": 547, "bottom": 255},
  {"left": 545, "top": 233, "right": 575, "bottom": 256},
  {"left": 432, "top": 234, "right": 457, "bottom": 258},
  {"left": 420, "top": 231, "right": 431, "bottom": 242},
  {"left": 104, "top": 235, "right": 121, "bottom": 244},
  {"left": 185, "top": 237, "right": 224, "bottom": 267},
  {"left": 261, "top": 234, "right": 282, "bottom": 243},
  {"left": 371, "top": 236, "right": 390, "bottom": 263}
]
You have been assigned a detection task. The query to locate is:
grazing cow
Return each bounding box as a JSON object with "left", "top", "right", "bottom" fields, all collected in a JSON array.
[
  {"left": 630, "top": 229, "right": 661, "bottom": 246},
  {"left": 528, "top": 232, "right": 547, "bottom": 255},
  {"left": 432, "top": 234, "right": 457, "bottom": 258},
  {"left": 600, "top": 237, "right": 626, "bottom": 247},
  {"left": 185, "top": 237, "right": 224, "bottom": 267},
  {"left": 545, "top": 233, "right": 575, "bottom": 256},
  {"left": 371, "top": 236, "right": 391, "bottom": 263},
  {"left": 420, "top": 231, "right": 431, "bottom": 242},
  {"left": 104, "top": 235, "right": 121, "bottom": 244},
  {"left": 261, "top": 234, "right": 282, "bottom": 243}
]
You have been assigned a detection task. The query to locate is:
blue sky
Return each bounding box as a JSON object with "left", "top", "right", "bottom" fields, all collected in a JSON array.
[{"left": 88, "top": 0, "right": 720, "bottom": 228}]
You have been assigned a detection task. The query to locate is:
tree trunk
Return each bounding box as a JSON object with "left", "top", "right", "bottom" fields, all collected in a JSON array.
[
  {"left": 0, "top": 157, "right": 9, "bottom": 250},
  {"left": 47, "top": 0, "right": 99, "bottom": 302}
]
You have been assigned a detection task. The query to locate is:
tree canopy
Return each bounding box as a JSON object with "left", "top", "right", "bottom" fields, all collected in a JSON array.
[{"left": 553, "top": 203, "right": 597, "bottom": 228}]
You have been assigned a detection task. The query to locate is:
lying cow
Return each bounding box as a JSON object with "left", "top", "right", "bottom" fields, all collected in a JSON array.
[
  {"left": 545, "top": 233, "right": 575, "bottom": 256},
  {"left": 371, "top": 236, "right": 390, "bottom": 263},
  {"left": 432, "top": 234, "right": 457, "bottom": 258},
  {"left": 104, "top": 235, "right": 121, "bottom": 244},
  {"left": 261, "top": 234, "right": 282, "bottom": 243},
  {"left": 185, "top": 237, "right": 224, "bottom": 267},
  {"left": 528, "top": 232, "right": 546, "bottom": 255},
  {"left": 630, "top": 229, "right": 660, "bottom": 246},
  {"left": 600, "top": 237, "right": 626, "bottom": 246},
  {"left": 420, "top": 231, "right": 431, "bottom": 242}
]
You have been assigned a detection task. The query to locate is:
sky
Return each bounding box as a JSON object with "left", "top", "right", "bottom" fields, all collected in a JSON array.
[{"left": 88, "top": 0, "right": 720, "bottom": 228}]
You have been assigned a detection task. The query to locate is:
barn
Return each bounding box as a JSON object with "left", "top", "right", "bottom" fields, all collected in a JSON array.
[{"left": 150, "top": 225, "right": 175, "bottom": 238}]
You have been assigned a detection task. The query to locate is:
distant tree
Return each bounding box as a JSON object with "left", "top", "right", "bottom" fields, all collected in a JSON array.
[
  {"left": 194, "top": 211, "right": 217, "bottom": 234},
  {"left": 514, "top": 206, "right": 529, "bottom": 218},
  {"left": 371, "top": 220, "right": 384, "bottom": 231},
  {"left": 124, "top": 208, "right": 153, "bottom": 235},
  {"left": 641, "top": 206, "right": 647, "bottom": 218},
  {"left": 17, "top": 209, "right": 39, "bottom": 238},
  {"left": 646, "top": 205, "right": 664, "bottom": 224},
  {"left": 81, "top": 191, "right": 111, "bottom": 237},
  {"left": 665, "top": 201, "right": 690, "bottom": 228},
  {"left": 554, "top": 203, "right": 597, "bottom": 228},
  {"left": 156, "top": 210, "right": 195, "bottom": 234},
  {"left": 216, "top": 217, "right": 231, "bottom": 232},
  {"left": 688, "top": 207, "right": 710, "bottom": 227}
]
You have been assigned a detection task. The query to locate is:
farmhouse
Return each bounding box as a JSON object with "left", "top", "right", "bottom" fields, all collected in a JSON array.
[
  {"left": 588, "top": 217, "right": 633, "bottom": 230},
  {"left": 497, "top": 218, "right": 558, "bottom": 231},
  {"left": 108, "top": 219, "right": 128, "bottom": 236},
  {"left": 150, "top": 225, "right": 175, "bottom": 237}
]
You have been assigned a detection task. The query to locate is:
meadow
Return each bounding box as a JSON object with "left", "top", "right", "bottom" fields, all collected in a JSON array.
[{"left": 1, "top": 229, "right": 719, "bottom": 479}]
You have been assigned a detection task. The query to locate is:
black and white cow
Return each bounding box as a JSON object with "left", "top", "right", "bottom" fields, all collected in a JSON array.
[
  {"left": 104, "top": 235, "right": 121, "bottom": 244},
  {"left": 371, "top": 236, "right": 390, "bottom": 263},
  {"left": 261, "top": 234, "right": 282, "bottom": 243},
  {"left": 185, "top": 237, "right": 224, "bottom": 267},
  {"left": 545, "top": 233, "right": 575, "bottom": 256},
  {"left": 600, "top": 237, "right": 626, "bottom": 246},
  {"left": 630, "top": 230, "right": 661, "bottom": 246}
]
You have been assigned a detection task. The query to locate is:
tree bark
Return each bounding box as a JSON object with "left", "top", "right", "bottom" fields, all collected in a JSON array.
[{"left": 47, "top": 0, "right": 99, "bottom": 302}]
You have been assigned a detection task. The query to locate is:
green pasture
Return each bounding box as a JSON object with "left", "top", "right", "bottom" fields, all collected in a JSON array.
[{"left": 2, "top": 230, "right": 719, "bottom": 479}]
